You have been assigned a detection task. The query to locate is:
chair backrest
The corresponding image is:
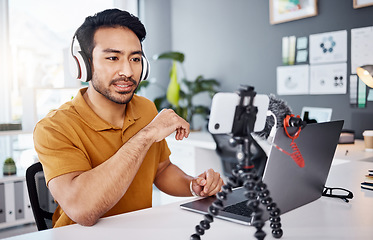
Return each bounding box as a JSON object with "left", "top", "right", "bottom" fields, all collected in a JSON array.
[
  {"left": 26, "top": 162, "right": 55, "bottom": 230},
  {"left": 211, "top": 134, "right": 267, "bottom": 178}
]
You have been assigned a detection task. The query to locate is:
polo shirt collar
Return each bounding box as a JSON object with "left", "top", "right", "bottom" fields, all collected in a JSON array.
[
  {"left": 123, "top": 96, "right": 141, "bottom": 132},
  {"left": 72, "top": 87, "right": 140, "bottom": 132}
]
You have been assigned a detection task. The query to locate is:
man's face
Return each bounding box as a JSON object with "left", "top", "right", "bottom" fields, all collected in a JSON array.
[{"left": 90, "top": 27, "right": 143, "bottom": 104}]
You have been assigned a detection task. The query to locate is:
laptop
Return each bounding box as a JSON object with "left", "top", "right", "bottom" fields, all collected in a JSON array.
[{"left": 180, "top": 120, "right": 344, "bottom": 225}]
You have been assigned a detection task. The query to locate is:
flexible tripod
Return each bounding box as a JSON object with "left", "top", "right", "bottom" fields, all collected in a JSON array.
[{"left": 190, "top": 86, "right": 283, "bottom": 240}]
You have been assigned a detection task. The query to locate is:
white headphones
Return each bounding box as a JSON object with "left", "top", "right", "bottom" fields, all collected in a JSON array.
[{"left": 70, "top": 36, "right": 150, "bottom": 82}]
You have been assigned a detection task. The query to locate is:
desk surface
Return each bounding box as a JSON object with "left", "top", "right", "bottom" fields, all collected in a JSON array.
[{"left": 5, "top": 141, "right": 373, "bottom": 240}]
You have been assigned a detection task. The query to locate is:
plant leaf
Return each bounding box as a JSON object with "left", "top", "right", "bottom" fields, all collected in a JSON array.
[
  {"left": 166, "top": 61, "right": 180, "bottom": 106},
  {"left": 154, "top": 95, "right": 168, "bottom": 110},
  {"left": 194, "top": 105, "right": 210, "bottom": 115},
  {"left": 154, "top": 52, "right": 185, "bottom": 63}
]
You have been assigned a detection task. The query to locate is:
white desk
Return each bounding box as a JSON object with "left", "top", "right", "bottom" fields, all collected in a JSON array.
[{"left": 5, "top": 141, "right": 373, "bottom": 240}]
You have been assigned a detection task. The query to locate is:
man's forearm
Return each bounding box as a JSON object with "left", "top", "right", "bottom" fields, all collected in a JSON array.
[{"left": 154, "top": 162, "right": 194, "bottom": 197}]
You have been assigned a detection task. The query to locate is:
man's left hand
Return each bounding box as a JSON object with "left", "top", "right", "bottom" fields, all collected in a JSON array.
[{"left": 191, "top": 169, "right": 224, "bottom": 197}]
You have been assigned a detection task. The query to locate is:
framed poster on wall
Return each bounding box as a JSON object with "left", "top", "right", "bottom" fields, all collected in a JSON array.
[
  {"left": 270, "top": 0, "right": 318, "bottom": 25},
  {"left": 353, "top": 0, "right": 373, "bottom": 8}
]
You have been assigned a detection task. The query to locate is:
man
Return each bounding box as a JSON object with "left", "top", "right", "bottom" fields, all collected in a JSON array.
[{"left": 33, "top": 9, "right": 224, "bottom": 228}]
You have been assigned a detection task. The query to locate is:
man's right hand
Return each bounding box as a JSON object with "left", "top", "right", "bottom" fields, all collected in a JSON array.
[{"left": 145, "top": 109, "right": 190, "bottom": 142}]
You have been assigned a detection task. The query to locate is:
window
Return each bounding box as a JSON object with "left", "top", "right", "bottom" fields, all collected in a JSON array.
[
  {"left": 8, "top": 0, "right": 119, "bottom": 123},
  {"left": 0, "top": 0, "right": 139, "bottom": 168}
]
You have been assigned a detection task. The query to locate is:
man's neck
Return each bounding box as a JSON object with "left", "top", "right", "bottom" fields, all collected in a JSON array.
[{"left": 83, "top": 86, "right": 126, "bottom": 128}]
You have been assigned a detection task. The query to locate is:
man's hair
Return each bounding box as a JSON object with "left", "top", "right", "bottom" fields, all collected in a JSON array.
[{"left": 74, "top": 8, "right": 146, "bottom": 60}]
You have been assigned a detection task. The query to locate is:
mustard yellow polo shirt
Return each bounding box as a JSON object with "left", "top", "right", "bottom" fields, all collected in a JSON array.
[{"left": 33, "top": 87, "right": 171, "bottom": 227}]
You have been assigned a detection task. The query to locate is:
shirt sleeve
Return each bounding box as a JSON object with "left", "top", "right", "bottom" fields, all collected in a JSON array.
[
  {"left": 33, "top": 118, "right": 92, "bottom": 185},
  {"left": 158, "top": 138, "right": 171, "bottom": 163}
]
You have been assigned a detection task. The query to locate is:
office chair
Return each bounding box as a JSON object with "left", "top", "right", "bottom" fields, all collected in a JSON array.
[
  {"left": 26, "top": 162, "right": 56, "bottom": 231},
  {"left": 211, "top": 134, "right": 267, "bottom": 179}
]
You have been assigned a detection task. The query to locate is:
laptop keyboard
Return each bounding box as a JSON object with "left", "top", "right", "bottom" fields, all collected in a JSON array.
[{"left": 222, "top": 200, "right": 252, "bottom": 217}]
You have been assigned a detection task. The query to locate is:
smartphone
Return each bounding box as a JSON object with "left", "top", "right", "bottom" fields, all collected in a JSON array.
[{"left": 208, "top": 92, "right": 269, "bottom": 134}]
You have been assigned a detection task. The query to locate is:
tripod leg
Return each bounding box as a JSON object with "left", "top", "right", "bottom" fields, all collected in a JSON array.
[
  {"left": 241, "top": 170, "right": 266, "bottom": 240},
  {"left": 256, "top": 182, "right": 284, "bottom": 238},
  {"left": 190, "top": 172, "right": 239, "bottom": 240},
  {"left": 190, "top": 133, "right": 283, "bottom": 239},
  {"left": 240, "top": 169, "right": 283, "bottom": 239}
]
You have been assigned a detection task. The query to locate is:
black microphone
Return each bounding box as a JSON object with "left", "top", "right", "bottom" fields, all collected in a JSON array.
[
  {"left": 254, "top": 94, "right": 293, "bottom": 139},
  {"left": 287, "top": 116, "right": 307, "bottom": 129}
]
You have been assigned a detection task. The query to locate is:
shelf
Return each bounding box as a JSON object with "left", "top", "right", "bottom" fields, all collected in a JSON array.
[{"left": 0, "top": 131, "right": 32, "bottom": 136}]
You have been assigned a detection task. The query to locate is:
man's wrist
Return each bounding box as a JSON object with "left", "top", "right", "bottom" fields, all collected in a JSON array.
[
  {"left": 190, "top": 180, "right": 199, "bottom": 197},
  {"left": 138, "top": 125, "right": 157, "bottom": 143}
]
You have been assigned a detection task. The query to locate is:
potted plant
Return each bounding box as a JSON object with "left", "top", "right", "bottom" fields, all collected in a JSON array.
[
  {"left": 149, "top": 51, "right": 220, "bottom": 130},
  {"left": 3, "top": 157, "right": 17, "bottom": 176}
]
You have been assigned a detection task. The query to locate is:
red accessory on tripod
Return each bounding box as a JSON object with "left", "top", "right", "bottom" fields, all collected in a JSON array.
[{"left": 275, "top": 114, "right": 305, "bottom": 168}]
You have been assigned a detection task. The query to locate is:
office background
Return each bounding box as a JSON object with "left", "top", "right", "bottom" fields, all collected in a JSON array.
[
  {"left": 1, "top": 1, "right": 373, "bottom": 238},
  {"left": 141, "top": 0, "right": 373, "bottom": 138}
]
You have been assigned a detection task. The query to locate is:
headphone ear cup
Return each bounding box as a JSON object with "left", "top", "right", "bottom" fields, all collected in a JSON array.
[
  {"left": 73, "top": 51, "right": 92, "bottom": 82},
  {"left": 140, "top": 55, "right": 150, "bottom": 81}
]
